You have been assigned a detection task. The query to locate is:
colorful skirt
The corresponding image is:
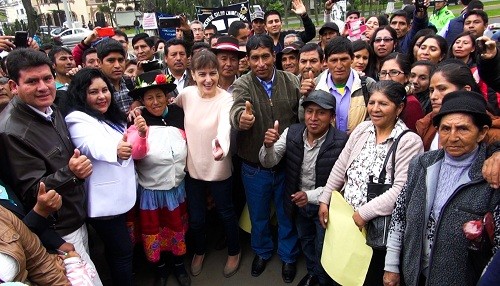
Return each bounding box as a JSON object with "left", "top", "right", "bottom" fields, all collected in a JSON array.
[{"left": 139, "top": 180, "right": 188, "bottom": 263}]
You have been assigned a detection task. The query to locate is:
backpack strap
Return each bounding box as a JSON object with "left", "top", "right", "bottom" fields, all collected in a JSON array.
[{"left": 360, "top": 75, "right": 370, "bottom": 106}]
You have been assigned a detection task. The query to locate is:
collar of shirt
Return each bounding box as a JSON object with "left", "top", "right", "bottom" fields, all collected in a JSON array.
[
  {"left": 369, "top": 119, "right": 407, "bottom": 144},
  {"left": 167, "top": 68, "right": 188, "bottom": 81},
  {"left": 326, "top": 69, "right": 355, "bottom": 95},
  {"left": 256, "top": 68, "right": 276, "bottom": 98},
  {"left": 27, "top": 104, "right": 54, "bottom": 122},
  {"left": 302, "top": 127, "right": 328, "bottom": 150},
  {"left": 118, "top": 77, "right": 128, "bottom": 92}
]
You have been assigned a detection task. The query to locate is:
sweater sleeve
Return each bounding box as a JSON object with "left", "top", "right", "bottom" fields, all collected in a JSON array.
[
  {"left": 478, "top": 49, "right": 500, "bottom": 93},
  {"left": 297, "top": 14, "right": 316, "bottom": 44},
  {"left": 128, "top": 124, "right": 149, "bottom": 160},
  {"left": 259, "top": 127, "right": 289, "bottom": 168},
  {"left": 72, "top": 41, "right": 90, "bottom": 67},
  {"left": 230, "top": 77, "right": 250, "bottom": 131},
  {"left": 215, "top": 92, "right": 234, "bottom": 159},
  {"left": 358, "top": 132, "right": 424, "bottom": 221},
  {"left": 384, "top": 183, "right": 409, "bottom": 273}
]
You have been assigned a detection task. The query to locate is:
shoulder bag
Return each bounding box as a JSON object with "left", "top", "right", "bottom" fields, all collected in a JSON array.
[{"left": 365, "top": 129, "right": 412, "bottom": 249}]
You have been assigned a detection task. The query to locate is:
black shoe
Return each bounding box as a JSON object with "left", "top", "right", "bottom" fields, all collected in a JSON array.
[
  {"left": 153, "top": 264, "right": 170, "bottom": 286},
  {"left": 174, "top": 268, "right": 191, "bottom": 286},
  {"left": 281, "top": 262, "right": 297, "bottom": 283},
  {"left": 297, "top": 274, "right": 319, "bottom": 286},
  {"left": 153, "top": 276, "right": 168, "bottom": 286},
  {"left": 251, "top": 255, "right": 269, "bottom": 277}
]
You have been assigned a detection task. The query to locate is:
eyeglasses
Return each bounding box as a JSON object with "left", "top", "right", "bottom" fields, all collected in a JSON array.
[
  {"left": 374, "top": 37, "right": 394, "bottom": 43},
  {"left": 378, "top": 70, "right": 404, "bottom": 78},
  {"left": 0, "top": 77, "right": 9, "bottom": 84}
]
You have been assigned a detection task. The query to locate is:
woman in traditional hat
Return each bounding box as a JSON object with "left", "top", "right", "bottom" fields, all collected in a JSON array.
[{"left": 127, "top": 70, "right": 190, "bottom": 286}]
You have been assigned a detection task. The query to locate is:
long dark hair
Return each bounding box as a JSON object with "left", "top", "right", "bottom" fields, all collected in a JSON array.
[
  {"left": 431, "top": 59, "right": 480, "bottom": 93},
  {"left": 448, "top": 31, "right": 477, "bottom": 66},
  {"left": 352, "top": 40, "right": 377, "bottom": 79},
  {"left": 408, "top": 28, "right": 435, "bottom": 63},
  {"left": 62, "top": 68, "right": 126, "bottom": 126}
]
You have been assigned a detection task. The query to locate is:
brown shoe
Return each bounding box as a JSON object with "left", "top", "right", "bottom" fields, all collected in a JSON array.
[
  {"left": 223, "top": 253, "right": 241, "bottom": 278},
  {"left": 191, "top": 254, "right": 205, "bottom": 276}
]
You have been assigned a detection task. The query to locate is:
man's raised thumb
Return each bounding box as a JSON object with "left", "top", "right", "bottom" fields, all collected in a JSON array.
[
  {"left": 122, "top": 133, "right": 128, "bottom": 142},
  {"left": 245, "top": 101, "right": 253, "bottom": 115},
  {"left": 72, "top": 148, "right": 80, "bottom": 158},
  {"left": 274, "top": 120, "right": 279, "bottom": 132},
  {"left": 308, "top": 70, "right": 314, "bottom": 80},
  {"left": 38, "top": 182, "right": 46, "bottom": 196}
]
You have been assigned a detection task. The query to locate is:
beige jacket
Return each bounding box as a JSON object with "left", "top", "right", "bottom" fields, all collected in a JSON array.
[{"left": 0, "top": 205, "right": 70, "bottom": 285}]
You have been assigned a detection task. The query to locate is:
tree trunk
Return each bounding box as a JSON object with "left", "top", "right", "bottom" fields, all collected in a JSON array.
[
  {"left": 314, "top": 0, "right": 319, "bottom": 25},
  {"left": 22, "top": 0, "right": 38, "bottom": 34},
  {"left": 284, "top": 0, "right": 291, "bottom": 28}
]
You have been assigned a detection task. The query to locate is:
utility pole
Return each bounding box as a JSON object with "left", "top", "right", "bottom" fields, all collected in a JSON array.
[{"left": 62, "top": 0, "right": 72, "bottom": 27}]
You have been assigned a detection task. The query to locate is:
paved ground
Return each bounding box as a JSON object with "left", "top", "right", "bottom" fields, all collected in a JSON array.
[{"left": 90, "top": 216, "right": 308, "bottom": 286}]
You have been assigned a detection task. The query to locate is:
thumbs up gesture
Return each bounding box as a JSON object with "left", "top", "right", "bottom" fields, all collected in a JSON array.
[
  {"left": 239, "top": 101, "right": 255, "bottom": 130},
  {"left": 33, "top": 182, "right": 62, "bottom": 218},
  {"left": 212, "top": 138, "right": 224, "bottom": 161},
  {"left": 117, "top": 132, "right": 132, "bottom": 160},
  {"left": 69, "top": 148, "right": 93, "bottom": 179},
  {"left": 264, "top": 120, "right": 280, "bottom": 148},
  {"left": 300, "top": 70, "right": 316, "bottom": 96},
  {"left": 134, "top": 114, "right": 148, "bottom": 138}
]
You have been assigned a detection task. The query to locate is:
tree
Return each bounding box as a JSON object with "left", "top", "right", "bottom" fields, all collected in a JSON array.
[{"left": 21, "top": 0, "right": 38, "bottom": 34}]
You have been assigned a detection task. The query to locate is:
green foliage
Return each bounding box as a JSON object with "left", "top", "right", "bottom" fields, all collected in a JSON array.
[{"left": 267, "top": 1, "right": 285, "bottom": 16}]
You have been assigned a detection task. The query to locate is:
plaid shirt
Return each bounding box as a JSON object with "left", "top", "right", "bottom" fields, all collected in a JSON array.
[{"left": 114, "top": 77, "right": 132, "bottom": 114}]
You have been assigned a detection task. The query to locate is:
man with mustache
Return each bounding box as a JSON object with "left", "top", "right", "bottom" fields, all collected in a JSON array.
[
  {"left": 163, "top": 38, "right": 194, "bottom": 96},
  {"left": 301, "top": 37, "right": 375, "bottom": 134},
  {"left": 211, "top": 36, "right": 246, "bottom": 91},
  {"left": 276, "top": 42, "right": 303, "bottom": 76},
  {"left": 230, "top": 34, "right": 301, "bottom": 283}
]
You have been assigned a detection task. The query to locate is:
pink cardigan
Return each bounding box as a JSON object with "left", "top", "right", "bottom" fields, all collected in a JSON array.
[{"left": 318, "top": 120, "right": 424, "bottom": 221}]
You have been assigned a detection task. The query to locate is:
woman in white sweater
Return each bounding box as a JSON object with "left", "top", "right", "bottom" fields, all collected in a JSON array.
[{"left": 61, "top": 68, "right": 136, "bottom": 286}]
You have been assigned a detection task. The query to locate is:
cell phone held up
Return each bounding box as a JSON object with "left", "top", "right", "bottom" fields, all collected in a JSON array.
[
  {"left": 14, "top": 31, "right": 28, "bottom": 48},
  {"left": 159, "top": 16, "right": 181, "bottom": 29},
  {"left": 476, "top": 38, "right": 486, "bottom": 55}
]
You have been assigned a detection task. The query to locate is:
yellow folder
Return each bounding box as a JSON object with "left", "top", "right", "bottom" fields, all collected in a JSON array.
[{"left": 321, "top": 191, "right": 373, "bottom": 286}]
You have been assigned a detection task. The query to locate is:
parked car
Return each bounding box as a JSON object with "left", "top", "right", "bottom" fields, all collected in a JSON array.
[
  {"left": 52, "top": 28, "right": 92, "bottom": 48},
  {"left": 39, "top": 26, "right": 62, "bottom": 37},
  {"left": 50, "top": 27, "right": 68, "bottom": 37}
]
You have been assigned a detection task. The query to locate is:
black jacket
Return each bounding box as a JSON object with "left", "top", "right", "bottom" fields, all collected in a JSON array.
[
  {"left": 273, "top": 14, "right": 316, "bottom": 53},
  {"left": 284, "top": 124, "right": 348, "bottom": 218},
  {"left": 0, "top": 97, "right": 86, "bottom": 236}
]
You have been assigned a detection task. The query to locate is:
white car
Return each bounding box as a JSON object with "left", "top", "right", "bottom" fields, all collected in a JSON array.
[{"left": 52, "top": 28, "right": 92, "bottom": 48}]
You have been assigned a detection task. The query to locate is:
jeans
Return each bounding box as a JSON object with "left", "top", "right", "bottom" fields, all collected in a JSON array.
[
  {"left": 88, "top": 214, "right": 133, "bottom": 286},
  {"left": 185, "top": 174, "right": 240, "bottom": 256},
  {"left": 241, "top": 162, "right": 299, "bottom": 263},
  {"left": 296, "top": 204, "right": 334, "bottom": 285}
]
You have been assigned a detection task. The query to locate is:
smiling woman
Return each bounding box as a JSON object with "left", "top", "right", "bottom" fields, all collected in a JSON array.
[
  {"left": 60, "top": 68, "right": 136, "bottom": 286},
  {"left": 318, "top": 80, "right": 424, "bottom": 285},
  {"left": 174, "top": 49, "right": 241, "bottom": 278}
]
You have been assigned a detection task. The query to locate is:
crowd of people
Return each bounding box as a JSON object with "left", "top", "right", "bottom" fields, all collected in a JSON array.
[{"left": 0, "top": 0, "right": 500, "bottom": 285}]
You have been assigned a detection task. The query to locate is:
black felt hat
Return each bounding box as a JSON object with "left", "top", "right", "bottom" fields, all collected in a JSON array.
[
  {"left": 432, "top": 90, "right": 492, "bottom": 127},
  {"left": 128, "top": 70, "right": 177, "bottom": 100}
]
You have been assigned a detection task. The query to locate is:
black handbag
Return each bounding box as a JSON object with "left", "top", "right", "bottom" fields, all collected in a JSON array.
[{"left": 365, "top": 129, "right": 412, "bottom": 249}]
